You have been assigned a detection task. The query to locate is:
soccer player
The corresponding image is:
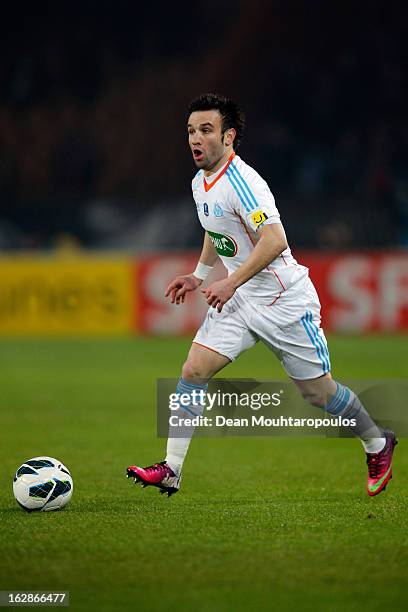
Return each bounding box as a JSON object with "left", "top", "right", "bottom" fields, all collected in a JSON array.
[{"left": 127, "top": 93, "right": 397, "bottom": 497}]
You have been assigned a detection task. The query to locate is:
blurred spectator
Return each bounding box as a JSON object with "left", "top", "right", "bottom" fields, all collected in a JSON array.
[{"left": 0, "top": 2, "right": 406, "bottom": 250}]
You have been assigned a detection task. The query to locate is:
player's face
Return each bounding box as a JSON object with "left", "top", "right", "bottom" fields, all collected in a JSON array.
[{"left": 187, "top": 110, "right": 227, "bottom": 171}]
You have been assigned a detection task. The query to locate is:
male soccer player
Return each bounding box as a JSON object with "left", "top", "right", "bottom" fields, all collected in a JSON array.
[{"left": 127, "top": 93, "right": 397, "bottom": 498}]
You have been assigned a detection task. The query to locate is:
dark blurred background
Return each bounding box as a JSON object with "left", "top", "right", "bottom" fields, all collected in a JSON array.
[{"left": 0, "top": 1, "right": 407, "bottom": 251}]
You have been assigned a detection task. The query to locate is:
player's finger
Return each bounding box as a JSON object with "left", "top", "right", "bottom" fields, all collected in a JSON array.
[
  {"left": 165, "top": 285, "right": 178, "bottom": 298},
  {"left": 175, "top": 286, "right": 186, "bottom": 298},
  {"left": 165, "top": 279, "right": 181, "bottom": 297}
]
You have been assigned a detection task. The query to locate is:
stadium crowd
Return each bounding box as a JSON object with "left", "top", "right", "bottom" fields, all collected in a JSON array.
[{"left": 0, "top": 3, "right": 406, "bottom": 249}]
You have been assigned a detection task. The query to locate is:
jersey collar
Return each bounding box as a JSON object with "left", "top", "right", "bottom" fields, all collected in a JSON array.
[{"left": 203, "top": 151, "right": 236, "bottom": 192}]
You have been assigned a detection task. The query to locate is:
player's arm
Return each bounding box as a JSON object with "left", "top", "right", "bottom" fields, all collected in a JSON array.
[
  {"left": 202, "top": 224, "right": 287, "bottom": 311},
  {"left": 165, "top": 232, "right": 218, "bottom": 304},
  {"left": 228, "top": 223, "right": 287, "bottom": 288},
  {"left": 197, "top": 231, "right": 220, "bottom": 268}
]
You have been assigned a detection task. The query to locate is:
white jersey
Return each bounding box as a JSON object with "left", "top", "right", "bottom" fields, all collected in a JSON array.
[{"left": 192, "top": 153, "right": 308, "bottom": 303}]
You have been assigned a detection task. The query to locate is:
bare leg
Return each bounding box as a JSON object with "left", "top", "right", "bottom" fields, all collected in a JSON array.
[
  {"left": 165, "top": 343, "right": 230, "bottom": 474},
  {"left": 293, "top": 373, "right": 385, "bottom": 453}
]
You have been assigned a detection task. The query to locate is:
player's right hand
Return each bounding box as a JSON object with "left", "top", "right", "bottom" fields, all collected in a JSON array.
[{"left": 164, "top": 274, "right": 202, "bottom": 305}]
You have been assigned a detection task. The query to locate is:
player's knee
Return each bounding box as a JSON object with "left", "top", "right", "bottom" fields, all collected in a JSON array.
[{"left": 181, "top": 359, "right": 209, "bottom": 384}]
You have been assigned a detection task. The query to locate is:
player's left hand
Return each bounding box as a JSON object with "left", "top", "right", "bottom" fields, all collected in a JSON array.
[{"left": 201, "top": 278, "right": 236, "bottom": 312}]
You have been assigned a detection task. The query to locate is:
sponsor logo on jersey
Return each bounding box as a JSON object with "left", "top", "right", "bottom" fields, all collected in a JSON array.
[
  {"left": 251, "top": 210, "right": 268, "bottom": 227},
  {"left": 207, "top": 231, "right": 238, "bottom": 257},
  {"left": 213, "top": 203, "right": 224, "bottom": 217},
  {"left": 203, "top": 203, "right": 209, "bottom": 216}
]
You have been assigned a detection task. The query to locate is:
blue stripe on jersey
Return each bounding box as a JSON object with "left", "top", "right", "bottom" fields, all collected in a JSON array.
[
  {"left": 226, "top": 169, "right": 252, "bottom": 213},
  {"left": 227, "top": 166, "right": 256, "bottom": 211},
  {"left": 230, "top": 162, "right": 258, "bottom": 209},
  {"left": 307, "top": 311, "right": 331, "bottom": 373},
  {"left": 307, "top": 311, "right": 330, "bottom": 374},
  {"left": 307, "top": 312, "right": 331, "bottom": 372},
  {"left": 301, "top": 312, "right": 330, "bottom": 374}
]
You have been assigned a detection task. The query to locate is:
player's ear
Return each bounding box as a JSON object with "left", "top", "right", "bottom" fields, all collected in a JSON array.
[{"left": 224, "top": 128, "right": 236, "bottom": 147}]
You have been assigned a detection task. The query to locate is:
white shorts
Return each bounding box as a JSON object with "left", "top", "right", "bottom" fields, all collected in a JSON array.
[{"left": 193, "top": 277, "right": 331, "bottom": 381}]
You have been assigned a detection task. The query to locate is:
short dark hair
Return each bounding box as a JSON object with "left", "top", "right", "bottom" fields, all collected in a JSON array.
[{"left": 187, "top": 93, "right": 245, "bottom": 149}]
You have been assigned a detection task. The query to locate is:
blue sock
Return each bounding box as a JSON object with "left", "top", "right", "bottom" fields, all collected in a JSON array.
[
  {"left": 326, "top": 382, "right": 385, "bottom": 453},
  {"left": 165, "top": 378, "right": 208, "bottom": 475}
]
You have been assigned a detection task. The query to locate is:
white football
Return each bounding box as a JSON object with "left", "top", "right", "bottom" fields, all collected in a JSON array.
[{"left": 13, "top": 456, "right": 73, "bottom": 512}]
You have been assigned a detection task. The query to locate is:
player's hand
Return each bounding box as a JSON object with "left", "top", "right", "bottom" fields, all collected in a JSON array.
[
  {"left": 201, "top": 278, "right": 236, "bottom": 312},
  {"left": 165, "top": 274, "right": 202, "bottom": 305}
]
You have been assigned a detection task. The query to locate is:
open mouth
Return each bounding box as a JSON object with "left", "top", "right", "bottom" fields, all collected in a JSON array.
[{"left": 193, "top": 148, "right": 204, "bottom": 161}]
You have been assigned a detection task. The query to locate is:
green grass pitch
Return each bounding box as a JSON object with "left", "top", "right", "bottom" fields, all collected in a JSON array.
[{"left": 0, "top": 335, "right": 407, "bottom": 612}]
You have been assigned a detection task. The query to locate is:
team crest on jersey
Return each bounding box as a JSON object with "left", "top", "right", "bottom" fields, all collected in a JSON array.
[
  {"left": 213, "top": 203, "right": 224, "bottom": 217},
  {"left": 203, "top": 203, "right": 209, "bottom": 216},
  {"left": 251, "top": 210, "right": 268, "bottom": 227},
  {"left": 207, "top": 231, "right": 238, "bottom": 257}
]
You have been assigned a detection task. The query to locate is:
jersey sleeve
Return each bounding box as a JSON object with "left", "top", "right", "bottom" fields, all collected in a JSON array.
[{"left": 227, "top": 166, "right": 281, "bottom": 232}]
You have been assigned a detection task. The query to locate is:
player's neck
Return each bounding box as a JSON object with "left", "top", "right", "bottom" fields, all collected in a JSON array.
[{"left": 204, "top": 149, "right": 235, "bottom": 177}]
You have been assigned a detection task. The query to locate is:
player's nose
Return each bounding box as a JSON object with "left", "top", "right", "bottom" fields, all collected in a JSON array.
[{"left": 190, "top": 133, "right": 203, "bottom": 146}]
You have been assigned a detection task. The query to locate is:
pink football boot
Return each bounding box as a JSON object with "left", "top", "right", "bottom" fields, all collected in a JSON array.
[
  {"left": 366, "top": 430, "right": 397, "bottom": 496},
  {"left": 127, "top": 462, "right": 181, "bottom": 497}
]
